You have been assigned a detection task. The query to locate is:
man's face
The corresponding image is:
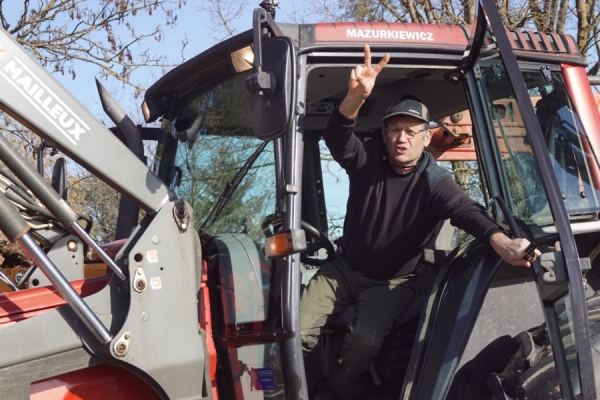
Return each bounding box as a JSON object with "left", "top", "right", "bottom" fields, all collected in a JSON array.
[{"left": 382, "top": 115, "right": 431, "bottom": 170}]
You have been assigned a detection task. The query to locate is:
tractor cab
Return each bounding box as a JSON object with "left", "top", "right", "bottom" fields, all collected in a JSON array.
[
  {"left": 0, "top": 0, "right": 599, "bottom": 399},
  {"left": 143, "top": 0, "right": 600, "bottom": 398}
]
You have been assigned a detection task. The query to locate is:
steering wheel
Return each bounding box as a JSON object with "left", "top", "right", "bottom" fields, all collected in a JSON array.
[
  {"left": 261, "top": 214, "right": 335, "bottom": 266},
  {"left": 300, "top": 220, "right": 336, "bottom": 266}
]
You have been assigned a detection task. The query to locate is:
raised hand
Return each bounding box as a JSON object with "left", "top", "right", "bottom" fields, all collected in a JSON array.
[
  {"left": 339, "top": 44, "right": 390, "bottom": 119},
  {"left": 349, "top": 44, "right": 390, "bottom": 100}
]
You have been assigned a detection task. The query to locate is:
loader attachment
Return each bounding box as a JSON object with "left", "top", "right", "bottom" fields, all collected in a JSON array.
[
  {"left": 0, "top": 28, "right": 174, "bottom": 214},
  {"left": 0, "top": 27, "right": 211, "bottom": 399}
]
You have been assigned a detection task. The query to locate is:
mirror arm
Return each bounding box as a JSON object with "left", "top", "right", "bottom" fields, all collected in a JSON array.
[
  {"left": 259, "top": 0, "right": 279, "bottom": 19},
  {"left": 245, "top": 8, "right": 284, "bottom": 97}
]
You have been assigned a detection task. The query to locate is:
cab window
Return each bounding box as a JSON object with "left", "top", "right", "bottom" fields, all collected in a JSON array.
[
  {"left": 487, "top": 69, "right": 600, "bottom": 226},
  {"left": 163, "top": 72, "right": 277, "bottom": 243}
]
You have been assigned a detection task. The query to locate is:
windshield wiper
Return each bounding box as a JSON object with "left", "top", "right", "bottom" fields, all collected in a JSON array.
[{"left": 200, "top": 141, "right": 269, "bottom": 230}]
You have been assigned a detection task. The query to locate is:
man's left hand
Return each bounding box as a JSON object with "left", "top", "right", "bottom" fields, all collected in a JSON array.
[{"left": 489, "top": 232, "right": 541, "bottom": 267}]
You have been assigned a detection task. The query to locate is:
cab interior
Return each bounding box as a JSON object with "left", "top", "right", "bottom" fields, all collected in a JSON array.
[
  {"left": 304, "top": 65, "right": 468, "bottom": 134},
  {"left": 297, "top": 60, "right": 600, "bottom": 396}
]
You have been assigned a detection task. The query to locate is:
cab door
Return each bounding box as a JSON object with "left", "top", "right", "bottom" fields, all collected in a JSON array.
[
  {"left": 402, "top": 0, "right": 595, "bottom": 398},
  {"left": 460, "top": 0, "right": 595, "bottom": 398}
]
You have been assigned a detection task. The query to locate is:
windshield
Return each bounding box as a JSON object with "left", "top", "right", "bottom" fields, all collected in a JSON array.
[
  {"left": 481, "top": 67, "right": 600, "bottom": 226},
  {"left": 163, "top": 72, "right": 276, "bottom": 241}
]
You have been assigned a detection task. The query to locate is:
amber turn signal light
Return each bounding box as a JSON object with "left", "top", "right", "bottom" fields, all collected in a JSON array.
[{"left": 265, "top": 229, "right": 307, "bottom": 258}]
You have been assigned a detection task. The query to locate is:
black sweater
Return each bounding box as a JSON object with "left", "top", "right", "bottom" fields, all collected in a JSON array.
[{"left": 324, "top": 108, "right": 501, "bottom": 279}]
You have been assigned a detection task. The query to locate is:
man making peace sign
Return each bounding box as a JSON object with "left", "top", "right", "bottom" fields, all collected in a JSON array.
[{"left": 300, "top": 45, "right": 538, "bottom": 400}]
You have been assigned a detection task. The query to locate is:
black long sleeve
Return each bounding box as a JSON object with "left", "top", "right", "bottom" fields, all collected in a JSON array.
[{"left": 324, "top": 107, "right": 501, "bottom": 279}]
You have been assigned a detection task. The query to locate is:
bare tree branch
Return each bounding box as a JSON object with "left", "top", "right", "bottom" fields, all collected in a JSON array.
[
  {"left": 379, "top": 0, "right": 405, "bottom": 21},
  {"left": 198, "top": 0, "right": 249, "bottom": 41},
  {"left": 0, "top": 0, "right": 186, "bottom": 89}
]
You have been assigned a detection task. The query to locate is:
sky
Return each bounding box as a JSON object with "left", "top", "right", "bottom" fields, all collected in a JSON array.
[
  {"left": 62, "top": 1, "right": 316, "bottom": 114},
  {"left": 0, "top": 1, "right": 315, "bottom": 118},
  {"left": 2, "top": 1, "right": 348, "bottom": 229}
]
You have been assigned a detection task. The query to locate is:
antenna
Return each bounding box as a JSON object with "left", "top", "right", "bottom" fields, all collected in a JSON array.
[{"left": 259, "top": 0, "right": 279, "bottom": 19}]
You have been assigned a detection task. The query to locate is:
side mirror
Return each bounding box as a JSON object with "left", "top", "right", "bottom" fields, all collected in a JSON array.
[{"left": 246, "top": 9, "right": 296, "bottom": 141}]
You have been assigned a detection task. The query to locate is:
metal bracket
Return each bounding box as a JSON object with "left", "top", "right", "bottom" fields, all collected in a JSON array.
[
  {"left": 259, "top": 0, "right": 280, "bottom": 19},
  {"left": 133, "top": 267, "right": 147, "bottom": 293},
  {"left": 490, "top": 63, "right": 502, "bottom": 79},
  {"left": 172, "top": 200, "right": 190, "bottom": 233},
  {"left": 283, "top": 184, "right": 298, "bottom": 195},
  {"left": 540, "top": 253, "right": 555, "bottom": 278},
  {"left": 444, "top": 68, "right": 464, "bottom": 85},
  {"left": 113, "top": 332, "right": 131, "bottom": 357},
  {"left": 540, "top": 65, "right": 552, "bottom": 82}
]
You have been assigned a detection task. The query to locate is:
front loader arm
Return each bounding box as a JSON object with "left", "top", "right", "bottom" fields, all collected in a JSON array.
[
  {"left": 0, "top": 28, "right": 174, "bottom": 214},
  {"left": 0, "top": 28, "right": 212, "bottom": 400}
]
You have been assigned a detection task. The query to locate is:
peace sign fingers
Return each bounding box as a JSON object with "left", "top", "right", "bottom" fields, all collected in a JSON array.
[
  {"left": 342, "top": 44, "right": 391, "bottom": 117},
  {"left": 363, "top": 44, "right": 390, "bottom": 75},
  {"left": 364, "top": 44, "right": 372, "bottom": 69},
  {"left": 374, "top": 51, "right": 390, "bottom": 74}
]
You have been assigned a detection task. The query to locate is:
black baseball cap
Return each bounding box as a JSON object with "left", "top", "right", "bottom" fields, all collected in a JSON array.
[{"left": 382, "top": 99, "right": 429, "bottom": 123}]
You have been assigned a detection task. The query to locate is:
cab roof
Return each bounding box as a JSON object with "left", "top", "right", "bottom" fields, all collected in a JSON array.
[{"left": 144, "top": 20, "right": 584, "bottom": 126}]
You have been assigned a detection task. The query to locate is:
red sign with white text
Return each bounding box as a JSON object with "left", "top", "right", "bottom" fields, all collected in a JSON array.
[{"left": 315, "top": 22, "right": 468, "bottom": 50}]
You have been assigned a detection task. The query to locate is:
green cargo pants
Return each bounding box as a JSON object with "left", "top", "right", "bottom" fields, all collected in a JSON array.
[{"left": 300, "top": 255, "right": 422, "bottom": 399}]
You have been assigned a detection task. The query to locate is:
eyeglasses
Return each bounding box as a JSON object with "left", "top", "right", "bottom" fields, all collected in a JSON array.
[{"left": 385, "top": 126, "right": 427, "bottom": 139}]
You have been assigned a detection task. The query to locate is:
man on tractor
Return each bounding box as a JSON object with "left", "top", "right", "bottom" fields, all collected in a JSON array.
[{"left": 300, "top": 44, "right": 540, "bottom": 400}]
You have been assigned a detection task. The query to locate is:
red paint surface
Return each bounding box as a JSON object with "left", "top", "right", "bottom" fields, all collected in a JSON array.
[
  {"left": 31, "top": 364, "right": 160, "bottom": 400},
  {"left": 315, "top": 22, "right": 467, "bottom": 50},
  {"left": 0, "top": 275, "right": 110, "bottom": 327}
]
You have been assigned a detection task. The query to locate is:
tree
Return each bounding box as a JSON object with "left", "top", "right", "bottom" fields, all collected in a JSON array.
[
  {"left": 0, "top": 0, "right": 188, "bottom": 244},
  {"left": 1, "top": 1, "right": 186, "bottom": 91},
  {"left": 198, "top": 0, "right": 249, "bottom": 41},
  {"left": 575, "top": 0, "right": 600, "bottom": 75}
]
